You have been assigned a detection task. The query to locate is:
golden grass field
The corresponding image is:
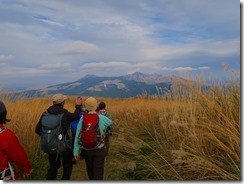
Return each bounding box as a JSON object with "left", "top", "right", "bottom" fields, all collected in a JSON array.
[{"left": 0, "top": 71, "right": 240, "bottom": 180}]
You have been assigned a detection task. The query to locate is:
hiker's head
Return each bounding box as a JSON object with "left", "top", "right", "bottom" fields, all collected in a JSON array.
[
  {"left": 98, "top": 102, "right": 106, "bottom": 110},
  {"left": 0, "top": 101, "right": 10, "bottom": 124},
  {"left": 84, "top": 97, "right": 97, "bottom": 111},
  {"left": 52, "top": 93, "right": 67, "bottom": 106}
]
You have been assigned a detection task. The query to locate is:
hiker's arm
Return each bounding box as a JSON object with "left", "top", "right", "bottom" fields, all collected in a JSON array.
[
  {"left": 99, "top": 115, "right": 112, "bottom": 134},
  {"left": 106, "top": 113, "right": 112, "bottom": 132},
  {"left": 103, "top": 115, "right": 112, "bottom": 127},
  {"left": 70, "top": 97, "right": 83, "bottom": 122},
  {"left": 106, "top": 112, "right": 112, "bottom": 120},
  {"left": 35, "top": 115, "right": 43, "bottom": 136},
  {"left": 73, "top": 118, "right": 83, "bottom": 160},
  {"left": 107, "top": 124, "right": 113, "bottom": 135},
  {"left": 66, "top": 104, "right": 82, "bottom": 122},
  {"left": 7, "top": 133, "right": 32, "bottom": 175}
]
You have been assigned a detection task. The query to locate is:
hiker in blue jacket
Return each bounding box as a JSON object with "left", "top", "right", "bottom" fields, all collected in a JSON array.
[
  {"left": 70, "top": 96, "right": 84, "bottom": 164},
  {"left": 73, "top": 97, "right": 112, "bottom": 180}
]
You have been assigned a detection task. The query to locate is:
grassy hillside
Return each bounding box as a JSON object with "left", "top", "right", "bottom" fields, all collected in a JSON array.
[{"left": 0, "top": 73, "right": 240, "bottom": 180}]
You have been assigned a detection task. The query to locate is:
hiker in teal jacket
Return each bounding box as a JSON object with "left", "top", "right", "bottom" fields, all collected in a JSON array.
[
  {"left": 73, "top": 97, "right": 112, "bottom": 180},
  {"left": 96, "top": 102, "right": 112, "bottom": 156}
]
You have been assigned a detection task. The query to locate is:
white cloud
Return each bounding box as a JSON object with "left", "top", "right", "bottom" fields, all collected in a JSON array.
[
  {"left": 34, "top": 16, "right": 64, "bottom": 27},
  {"left": 201, "top": 40, "right": 240, "bottom": 56},
  {"left": 0, "top": 55, "right": 14, "bottom": 62},
  {"left": 0, "top": 0, "right": 239, "bottom": 89},
  {"left": 198, "top": 66, "right": 210, "bottom": 70},
  {"left": 1, "top": 66, "right": 48, "bottom": 77},
  {"left": 59, "top": 41, "right": 102, "bottom": 55},
  {"left": 82, "top": 61, "right": 131, "bottom": 68},
  {"left": 174, "top": 67, "right": 210, "bottom": 71},
  {"left": 39, "top": 63, "right": 71, "bottom": 70},
  {"left": 137, "top": 38, "right": 240, "bottom": 61},
  {"left": 80, "top": 61, "right": 210, "bottom": 74}
]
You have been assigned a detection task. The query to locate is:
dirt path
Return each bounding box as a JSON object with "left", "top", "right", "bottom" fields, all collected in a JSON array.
[
  {"left": 69, "top": 155, "right": 114, "bottom": 180},
  {"left": 70, "top": 159, "right": 88, "bottom": 180}
]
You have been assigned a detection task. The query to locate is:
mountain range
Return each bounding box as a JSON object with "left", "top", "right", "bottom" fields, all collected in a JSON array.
[{"left": 13, "top": 72, "right": 186, "bottom": 98}]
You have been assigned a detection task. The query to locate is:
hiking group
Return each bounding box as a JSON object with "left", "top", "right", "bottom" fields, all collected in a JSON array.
[{"left": 0, "top": 94, "right": 112, "bottom": 180}]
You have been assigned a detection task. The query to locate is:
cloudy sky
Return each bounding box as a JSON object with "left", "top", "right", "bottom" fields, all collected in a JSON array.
[{"left": 0, "top": 0, "right": 240, "bottom": 89}]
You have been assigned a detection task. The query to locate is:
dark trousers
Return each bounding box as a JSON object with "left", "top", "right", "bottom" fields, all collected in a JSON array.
[
  {"left": 84, "top": 148, "right": 106, "bottom": 180},
  {"left": 105, "top": 135, "right": 110, "bottom": 156},
  {"left": 46, "top": 148, "right": 73, "bottom": 180}
]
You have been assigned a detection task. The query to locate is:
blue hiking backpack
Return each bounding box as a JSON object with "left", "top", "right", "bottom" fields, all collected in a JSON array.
[{"left": 70, "top": 112, "right": 83, "bottom": 135}]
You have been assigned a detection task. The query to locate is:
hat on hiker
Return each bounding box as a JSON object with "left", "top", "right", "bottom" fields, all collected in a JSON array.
[
  {"left": 84, "top": 97, "right": 97, "bottom": 111},
  {"left": 52, "top": 93, "right": 67, "bottom": 104},
  {"left": 0, "top": 101, "right": 6, "bottom": 114}
]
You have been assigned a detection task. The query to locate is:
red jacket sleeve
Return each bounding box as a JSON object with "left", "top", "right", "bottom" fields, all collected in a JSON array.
[{"left": 6, "top": 132, "right": 32, "bottom": 175}]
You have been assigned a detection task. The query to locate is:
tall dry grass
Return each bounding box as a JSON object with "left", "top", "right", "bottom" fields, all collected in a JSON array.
[
  {"left": 0, "top": 69, "right": 240, "bottom": 180},
  {"left": 107, "top": 71, "right": 240, "bottom": 180}
]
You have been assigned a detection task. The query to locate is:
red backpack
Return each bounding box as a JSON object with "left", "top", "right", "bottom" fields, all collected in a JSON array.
[{"left": 79, "top": 113, "right": 102, "bottom": 149}]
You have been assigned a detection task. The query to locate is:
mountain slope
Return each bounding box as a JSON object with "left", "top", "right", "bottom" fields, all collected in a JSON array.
[{"left": 13, "top": 73, "right": 182, "bottom": 98}]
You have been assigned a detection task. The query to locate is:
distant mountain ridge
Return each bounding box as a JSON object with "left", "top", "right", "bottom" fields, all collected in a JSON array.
[
  {"left": 12, "top": 72, "right": 186, "bottom": 98},
  {"left": 123, "top": 72, "right": 183, "bottom": 84}
]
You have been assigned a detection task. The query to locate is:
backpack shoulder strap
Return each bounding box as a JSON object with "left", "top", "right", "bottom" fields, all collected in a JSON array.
[
  {"left": 43, "top": 111, "right": 63, "bottom": 116},
  {"left": 0, "top": 127, "right": 6, "bottom": 134},
  {"left": 43, "top": 110, "right": 49, "bottom": 116}
]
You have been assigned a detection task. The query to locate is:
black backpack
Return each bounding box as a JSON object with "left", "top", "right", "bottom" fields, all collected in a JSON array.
[{"left": 41, "top": 111, "right": 70, "bottom": 154}]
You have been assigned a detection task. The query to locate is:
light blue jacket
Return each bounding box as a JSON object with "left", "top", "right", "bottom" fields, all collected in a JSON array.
[{"left": 73, "top": 111, "right": 112, "bottom": 156}]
